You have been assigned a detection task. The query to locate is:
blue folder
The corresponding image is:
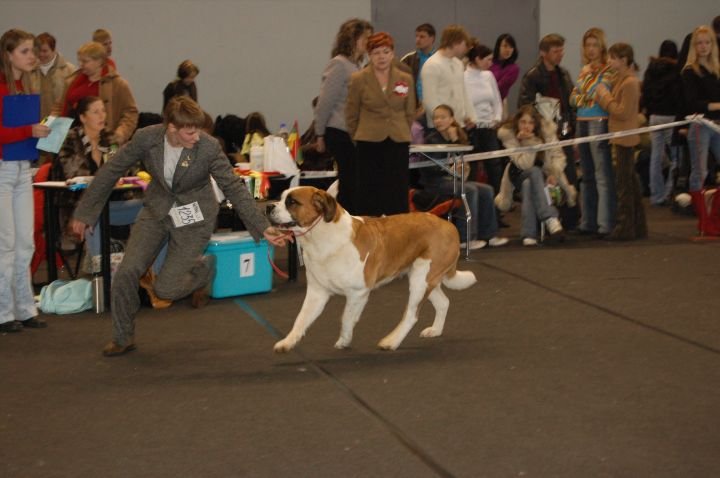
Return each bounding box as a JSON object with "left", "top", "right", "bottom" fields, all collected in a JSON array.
[{"left": 2, "top": 94, "right": 40, "bottom": 161}]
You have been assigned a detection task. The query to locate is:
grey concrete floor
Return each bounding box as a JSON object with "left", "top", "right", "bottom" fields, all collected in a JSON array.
[{"left": 2, "top": 203, "right": 719, "bottom": 478}]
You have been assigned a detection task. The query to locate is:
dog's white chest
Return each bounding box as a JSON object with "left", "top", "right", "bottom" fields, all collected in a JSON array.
[{"left": 303, "top": 244, "right": 367, "bottom": 293}]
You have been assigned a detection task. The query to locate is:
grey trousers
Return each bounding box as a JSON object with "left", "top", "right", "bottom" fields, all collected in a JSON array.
[{"left": 110, "top": 210, "right": 214, "bottom": 345}]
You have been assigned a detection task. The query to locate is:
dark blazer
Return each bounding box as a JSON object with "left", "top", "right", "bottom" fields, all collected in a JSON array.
[
  {"left": 345, "top": 65, "right": 415, "bottom": 142},
  {"left": 518, "top": 58, "right": 576, "bottom": 133},
  {"left": 73, "top": 124, "right": 270, "bottom": 240}
]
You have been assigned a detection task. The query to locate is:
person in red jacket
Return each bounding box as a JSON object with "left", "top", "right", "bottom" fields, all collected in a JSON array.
[{"left": 0, "top": 29, "right": 50, "bottom": 333}]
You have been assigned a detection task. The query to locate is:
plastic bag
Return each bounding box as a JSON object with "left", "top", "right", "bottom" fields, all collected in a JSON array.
[
  {"left": 263, "top": 135, "right": 299, "bottom": 176},
  {"left": 39, "top": 279, "right": 93, "bottom": 314}
]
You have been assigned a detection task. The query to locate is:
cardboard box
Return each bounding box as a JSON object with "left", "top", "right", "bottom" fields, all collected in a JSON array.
[{"left": 205, "top": 231, "right": 273, "bottom": 298}]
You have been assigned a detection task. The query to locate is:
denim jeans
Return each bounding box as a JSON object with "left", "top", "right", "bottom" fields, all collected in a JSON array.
[
  {"left": 688, "top": 122, "right": 720, "bottom": 192},
  {"left": 421, "top": 177, "right": 497, "bottom": 242},
  {"left": 577, "top": 119, "right": 615, "bottom": 234},
  {"left": 519, "top": 167, "right": 559, "bottom": 239},
  {"left": 0, "top": 161, "right": 37, "bottom": 324},
  {"left": 648, "top": 115, "right": 677, "bottom": 204}
]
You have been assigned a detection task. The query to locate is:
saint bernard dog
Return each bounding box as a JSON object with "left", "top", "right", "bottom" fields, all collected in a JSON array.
[{"left": 266, "top": 186, "right": 477, "bottom": 352}]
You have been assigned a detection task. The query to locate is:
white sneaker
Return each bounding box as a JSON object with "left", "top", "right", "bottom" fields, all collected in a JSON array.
[
  {"left": 544, "top": 217, "right": 563, "bottom": 235},
  {"left": 460, "top": 240, "right": 487, "bottom": 250},
  {"left": 522, "top": 237, "right": 538, "bottom": 246},
  {"left": 488, "top": 236, "right": 509, "bottom": 247}
]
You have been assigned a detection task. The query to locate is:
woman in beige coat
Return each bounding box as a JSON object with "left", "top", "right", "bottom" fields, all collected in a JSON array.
[
  {"left": 346, "top": 32, "right": 415, "bottom": 216},
  {"left": 35, "top": 32, "right": 75, "bottom": 119}
]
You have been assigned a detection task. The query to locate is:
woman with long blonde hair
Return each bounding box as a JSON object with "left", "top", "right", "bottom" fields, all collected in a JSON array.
[
  {"left": 682, "top": 25, "right": 720, "bottom": 192},
  {"left": 0, "top": 29, "right": 50, "bottom": 332},
  {"left": 571, "top": 27, "right": 616, "bottom": 236}
]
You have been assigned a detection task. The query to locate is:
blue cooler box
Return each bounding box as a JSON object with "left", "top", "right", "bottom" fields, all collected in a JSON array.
[{"left": 205, "top": 231, "right": 273, "bottom": 298}]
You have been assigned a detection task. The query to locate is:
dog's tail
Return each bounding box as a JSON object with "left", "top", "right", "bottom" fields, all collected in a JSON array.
[{"left": 442, "top": 270, "right": 477, "bottom": 290}]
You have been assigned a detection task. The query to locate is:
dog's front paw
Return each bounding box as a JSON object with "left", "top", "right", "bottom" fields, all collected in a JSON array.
[
  {"left": 377, "top": 336, "right": 399, "bottom": 351},
  {"left": 334, "top": 337, "right": 351, "bottom": 349},
  {"left": 273, "top": 338, "right": 295, "bottom": 353},
  {"left": 420, "top": 327, "right": 442, "bottom": 338}
]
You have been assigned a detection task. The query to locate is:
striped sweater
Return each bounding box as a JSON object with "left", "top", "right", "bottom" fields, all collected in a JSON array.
[{"left": 571, "top": 63, "right": 614, "bottom": 119}]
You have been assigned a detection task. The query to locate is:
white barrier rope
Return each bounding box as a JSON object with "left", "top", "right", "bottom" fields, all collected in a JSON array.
[{"left": 409, "top": 115, "right": 719, "bottom": 169}]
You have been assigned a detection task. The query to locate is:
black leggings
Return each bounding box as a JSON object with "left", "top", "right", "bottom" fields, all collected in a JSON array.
[
  {"left": 355, "top": 139, "right": 410, "bottom": 216},
  {"left": 325, "top": 127, "right": 357, "bottom": 213}
]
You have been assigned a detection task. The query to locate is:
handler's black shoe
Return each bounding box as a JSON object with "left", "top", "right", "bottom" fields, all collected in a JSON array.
[
  {"left": 20, "top": 317, "right": 47, "bottom": 328},
  {"left": 0, "top": 321, "right": 23, "bottom": 333}
]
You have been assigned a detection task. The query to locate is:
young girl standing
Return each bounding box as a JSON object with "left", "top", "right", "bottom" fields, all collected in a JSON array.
[
  {"left": 0, "top": 29, "right": 50, "bottom": 333},
  {"left": 595, "top": 43, "right": 647, "bottom": 240},
  {"left": 571, "top": 27, "right": 616, "bottom": 236}
]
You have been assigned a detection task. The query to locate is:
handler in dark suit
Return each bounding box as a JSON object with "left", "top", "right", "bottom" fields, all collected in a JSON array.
[
  {"left": 71, "top": 96, "right": 287, "bottom": 356},
  {"left": 346, "top": 31, "right": 416, "bottom": 216}
]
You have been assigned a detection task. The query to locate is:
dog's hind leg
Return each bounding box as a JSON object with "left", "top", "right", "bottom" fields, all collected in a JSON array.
[
  {"left": 334, "top": 292, "right": 370, "bottom": 349},
  {"left": 378, "top": 258, "right": 431, "bottom": 350},
  {"left": 274, "top": 286, "right": 331, "bottom": 353},
  {"left": 420, "top": 285, "right": 449, "bottom": 338}
]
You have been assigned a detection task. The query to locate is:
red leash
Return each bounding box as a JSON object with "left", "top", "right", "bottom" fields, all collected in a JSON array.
[{"left": 268, "top": 215, "right": 323, "bottom": 279}]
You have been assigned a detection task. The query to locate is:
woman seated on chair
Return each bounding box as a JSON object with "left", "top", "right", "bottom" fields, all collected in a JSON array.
[
  {"left": 419, "top": 104, "right": 508, "bottom": 250},
  {"left": 495, "top": 104, "right": 573, "bottom": 246},
  {"left": 51, "top": 95, "right": 143, "bottom": 267}
]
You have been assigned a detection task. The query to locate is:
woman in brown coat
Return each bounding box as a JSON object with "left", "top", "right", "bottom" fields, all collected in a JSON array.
[
  {"left": 53, "top": 42, "right": 138, "bottom": 145},
  {"left": 595, "top": 43, "right": 647, "bottom": 240},
  {"left": 346, "top": 32, "right": 415, "bottom": 216}
]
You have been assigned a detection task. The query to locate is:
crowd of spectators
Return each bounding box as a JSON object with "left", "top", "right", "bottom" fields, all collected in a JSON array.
[{"left": 1, "top": 14, "right": 720, "bottom": 339}]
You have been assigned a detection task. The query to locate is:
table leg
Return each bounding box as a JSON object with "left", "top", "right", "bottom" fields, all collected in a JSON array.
[
  {"left": 44, "top": 188, "right": 58, "bottom": 282},
  {"left": 457, "top": 153, "right": 471, "bottom": 260},
  {"left": 100, "top": 203, "right": 111, "bottom": 309}
]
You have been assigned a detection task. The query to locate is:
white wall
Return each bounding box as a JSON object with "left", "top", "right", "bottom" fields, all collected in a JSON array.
[
  {"left": 4, "top": 0, "right": 717, "bottom": 132},
  {"left": 1, "top": 0, "right": 371, "bottom": 133},
  {"left": 540, "top": 0, "right": 719, "bottom": 79}
]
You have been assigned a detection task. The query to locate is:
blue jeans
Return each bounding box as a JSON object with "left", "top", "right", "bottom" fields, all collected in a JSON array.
[
  {"left": 420, "top": 177, "right": 498, "bottom": 242},
  {"left": 648, "top": 115, "right": 677, "bottom": 204},
  {"left": 578, "top": 119, "right": 615, "bottom": 234},
  {"left": 520, "top": 167, "right": 559, "bottom": 239},
  {"left": 0, "top": 161, "right": 36, "bottom": 324},
  {"left": 688, "top": 123, "right": 720, "bottom": 192}
]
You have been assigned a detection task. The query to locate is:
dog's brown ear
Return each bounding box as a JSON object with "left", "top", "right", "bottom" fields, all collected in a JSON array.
[{"left": 312, "top": 190, "right": 337, "bottom": 222}]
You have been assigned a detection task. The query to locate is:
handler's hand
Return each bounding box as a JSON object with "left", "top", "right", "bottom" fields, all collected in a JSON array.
[
  {"left": 264, "top": 226, "right": 290, "bottom": 247},
  {"left": 69, "top": 219, "right": 92, "bottom": 239}
]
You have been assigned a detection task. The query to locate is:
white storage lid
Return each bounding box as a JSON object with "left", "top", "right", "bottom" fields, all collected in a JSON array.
[{"left": 209, "top": 231, "right": 253, "bottom": 244}]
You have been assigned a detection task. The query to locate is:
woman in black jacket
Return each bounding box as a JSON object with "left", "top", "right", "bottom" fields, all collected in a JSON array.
[
  {"left": 681, "top": 26, "right": 720, "bottom": 192},
  {"left": 162, "top": 60, "right": 199, "bottom": 111},
  {"left": 641, "top": 40, "right": 682, "bottom": 205}
]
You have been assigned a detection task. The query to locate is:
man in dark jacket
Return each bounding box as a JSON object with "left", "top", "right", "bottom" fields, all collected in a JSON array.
[
  {"left": 518, "top": 33, "right": 579, "bottom": 229},
  {"left": 400, "top": 23, "right": 436, "bottom": 114}
]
